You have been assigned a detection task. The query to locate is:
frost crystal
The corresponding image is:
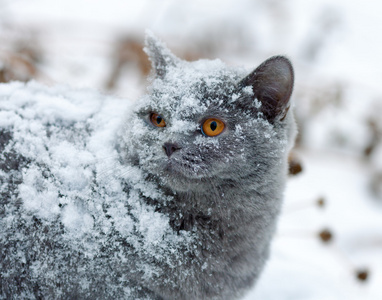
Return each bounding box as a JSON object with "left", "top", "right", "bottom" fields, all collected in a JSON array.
[{"left": 243, "top": 85, "right": 254, "bottom": 95}]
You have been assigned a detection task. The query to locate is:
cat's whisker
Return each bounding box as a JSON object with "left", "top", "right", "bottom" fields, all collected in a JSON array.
[
  {"left": 94, "top": 163, "right": 122, "bottom": 181},
  {"left": 96, "top": 166, "right": 134, "bottom": 188},
  {"left": 80, "top": 154, "right": 121, "bottom": 166}
]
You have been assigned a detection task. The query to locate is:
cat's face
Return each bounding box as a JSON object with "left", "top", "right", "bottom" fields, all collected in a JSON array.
[{"left": 123, "top": 33, "right": 294, "bottom": 193}]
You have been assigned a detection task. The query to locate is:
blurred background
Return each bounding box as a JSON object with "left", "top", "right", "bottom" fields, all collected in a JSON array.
[{"left": 0, "top": 0, "right": 381, "bottom": 299}]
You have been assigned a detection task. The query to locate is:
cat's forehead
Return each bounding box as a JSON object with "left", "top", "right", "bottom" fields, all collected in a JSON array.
[{"left": 141, "top": 59, "right": 242, "bottom": 118}]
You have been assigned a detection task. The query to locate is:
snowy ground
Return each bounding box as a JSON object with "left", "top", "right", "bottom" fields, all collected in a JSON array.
[
  {"left": 245, "top": 149, "right": 382, "bottom": 300},
  {"left": 1, "top": 0, "right": 381, "bottom": 299}
]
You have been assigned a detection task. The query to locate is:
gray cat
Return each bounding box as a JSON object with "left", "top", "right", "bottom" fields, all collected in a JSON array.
[{"left": 0, "top": 32, "right": 295, "bottom": 300}]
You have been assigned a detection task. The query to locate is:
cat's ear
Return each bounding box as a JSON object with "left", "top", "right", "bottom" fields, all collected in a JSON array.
[
  {"left": 143, "top": 30, "right": 179, "bottom": 78},
  {"left": 237, "top": 56, "right": 294, "bottom": 123}
]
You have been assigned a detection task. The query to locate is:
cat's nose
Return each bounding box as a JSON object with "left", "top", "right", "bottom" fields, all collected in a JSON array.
[{"left": 163, "top": 142, "right": 181, "bottom": 157}]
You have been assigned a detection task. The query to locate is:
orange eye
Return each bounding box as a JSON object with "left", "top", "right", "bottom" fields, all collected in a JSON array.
[
  {"left": 150, "top": 113, "right": 166, "bottom": 127},
  {"left": 202, "top": 118, "right": 225, "bottom": 137}
]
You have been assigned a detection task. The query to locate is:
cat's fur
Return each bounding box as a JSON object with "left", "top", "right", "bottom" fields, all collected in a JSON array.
[{"left": 0, "top": 32, "right": 295, "bottom": 300}]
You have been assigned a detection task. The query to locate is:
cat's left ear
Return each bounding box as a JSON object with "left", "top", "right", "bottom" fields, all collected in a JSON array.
[
  {"left": 143, "top": 30, "right": 179, "bottom": 78},
  {"left": 237, "top": 56, "right": 294, "bottom": 123}
]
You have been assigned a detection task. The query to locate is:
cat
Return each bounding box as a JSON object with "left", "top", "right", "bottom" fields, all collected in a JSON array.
[{"left": 0, "top": 31, "right": 295, "bottom": 300}]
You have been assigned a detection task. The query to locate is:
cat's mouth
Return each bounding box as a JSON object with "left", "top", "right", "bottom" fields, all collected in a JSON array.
[
  {"left": 163, "top": 157, "right": 205, "bottom": 179},
  {"left": 141, "top": 149, "right": 214, "bottom": 190},
  {"left": 160, "top": 161, "right": 208, "bottom": 192},
  {"left": 155, "top": 152, "right": 213, "bottom": 190}
]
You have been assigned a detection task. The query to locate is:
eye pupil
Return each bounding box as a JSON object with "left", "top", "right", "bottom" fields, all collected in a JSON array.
[
  {"left": 202, "top": 118, "right": 225, "bottom": 137},
  {"left": 150, "top": 113, "right": 166, "bottom": 127},
  {"left": 210, "top": 121, "right": 217, "bottom": 131}
]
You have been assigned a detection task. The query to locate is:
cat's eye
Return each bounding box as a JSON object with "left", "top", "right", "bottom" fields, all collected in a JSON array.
[
  {"left": 150, "top": 113, "right": 166, "bottom": 127},
  {"left": 202, "top": 118, "right": 225, "bottom": 137}
]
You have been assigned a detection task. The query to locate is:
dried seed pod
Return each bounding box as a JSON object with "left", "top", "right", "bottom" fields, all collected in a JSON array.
[
  {"left": 288, "top": 155, "right": 303, "bottom": 176},
  {"left": 318, "top": 229, "right": 333, "bottom": 243},
  {"left": 356, "top": 269, "right": 369, "bottom": 282},
  {"left": 317, "top": 197, "right": 325, "bottom": 208}
]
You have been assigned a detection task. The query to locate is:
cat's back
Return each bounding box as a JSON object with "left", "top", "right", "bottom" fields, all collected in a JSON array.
[
  {"left": 0, "top": 82, "right": 136, "bottom": 298},
  {"left": 0, "top": 81, "right": 127, "bottom": 217}
]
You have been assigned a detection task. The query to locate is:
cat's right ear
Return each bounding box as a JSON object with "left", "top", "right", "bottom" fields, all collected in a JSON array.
[
  {"left": 144, "top": 30, "right": 179, "bottom": 78},
  {"left": 237, "top": 56, "right": 294, "bottom": 123}
]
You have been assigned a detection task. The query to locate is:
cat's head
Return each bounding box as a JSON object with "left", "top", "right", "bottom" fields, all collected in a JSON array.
[{"left": 123, "top": 32, "right": 295, "bottom": 193}]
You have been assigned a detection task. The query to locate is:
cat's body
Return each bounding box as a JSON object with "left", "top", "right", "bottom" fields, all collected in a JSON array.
[{"left": 0, "top": 33, "right": 295, "bottom": 300}]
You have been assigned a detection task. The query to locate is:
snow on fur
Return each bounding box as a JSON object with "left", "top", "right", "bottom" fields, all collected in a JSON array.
[{"left": 0, "top": 81, "right": 195, "bottom": 298}]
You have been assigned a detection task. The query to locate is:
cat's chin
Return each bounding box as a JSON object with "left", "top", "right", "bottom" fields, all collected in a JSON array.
[
  {"left": 166, "top": 164, "right": 201, "bottom": 179},
  {"left": 160, "top": 174, "right": 212, "bottom": 193},
  {"left": 153, "top": 160, "right": 211, "bottom": 192}
]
